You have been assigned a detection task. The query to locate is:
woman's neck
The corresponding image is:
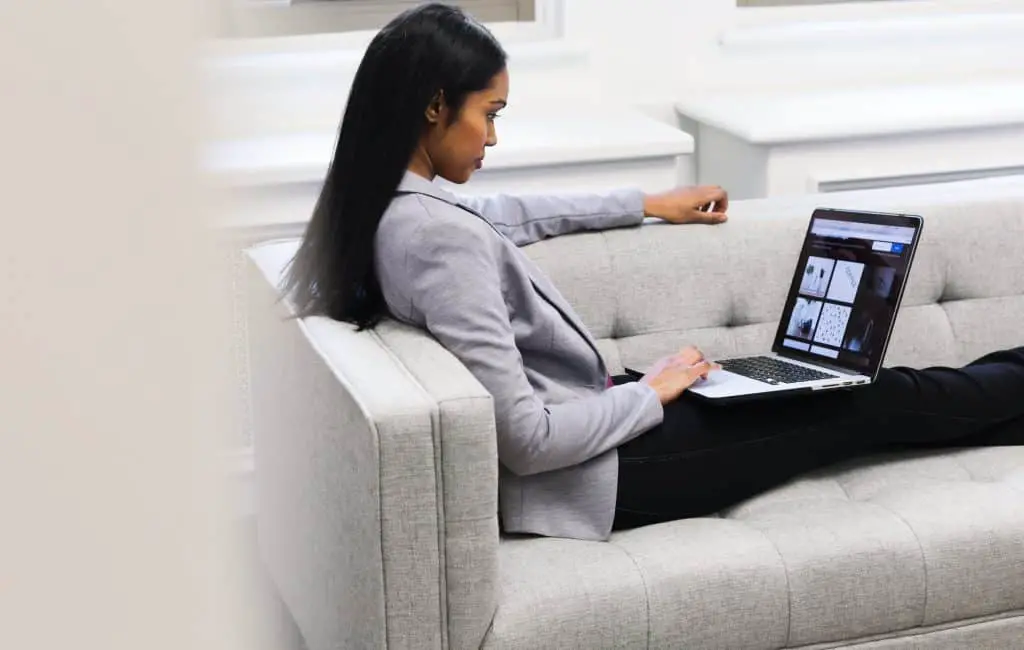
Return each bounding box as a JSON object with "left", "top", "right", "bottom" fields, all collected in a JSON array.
[{"left": 407, "top": 147, "right": 435, "bottom": 180}]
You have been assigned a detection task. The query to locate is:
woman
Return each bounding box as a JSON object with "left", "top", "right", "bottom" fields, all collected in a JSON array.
[{"left": 284, "top": 4, "right": 1024, "bottom": 541}]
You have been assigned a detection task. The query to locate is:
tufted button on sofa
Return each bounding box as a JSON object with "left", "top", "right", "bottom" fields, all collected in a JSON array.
[{"left": 246, "top": 192, "right": 1024, "bottom": 650}]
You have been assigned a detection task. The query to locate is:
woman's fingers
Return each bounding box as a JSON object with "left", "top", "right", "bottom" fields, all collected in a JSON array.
[
  {"left": 646, "top": 357, "right": 723, "bottom": 403},
  {"left": 678, "top": 346, "right": 705, "bottom": 365},
  {"left": 702, "top": 185, "right": 729, "bottom": 212},
  {"left": 689, "top": 359, "right": 721, "bottom": 381}
]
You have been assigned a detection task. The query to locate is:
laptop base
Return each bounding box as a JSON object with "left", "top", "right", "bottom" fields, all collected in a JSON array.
[{"left": 686, "top": 379, "right": 862, "bottom": 406}]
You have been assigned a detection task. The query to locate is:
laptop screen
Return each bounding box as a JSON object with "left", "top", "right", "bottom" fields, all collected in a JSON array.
[{"left": 772, "top": 208, "right": 923, "bottom": 376}]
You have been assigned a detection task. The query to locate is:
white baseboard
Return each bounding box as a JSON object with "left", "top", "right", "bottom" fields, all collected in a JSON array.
[{"left": 815, "top": 165, "right": 1024, "bottom": 194}]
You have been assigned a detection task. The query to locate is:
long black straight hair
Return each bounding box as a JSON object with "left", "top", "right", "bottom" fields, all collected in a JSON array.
[{"left": 282, "top": 3, "right": 507, "bottom": 329}]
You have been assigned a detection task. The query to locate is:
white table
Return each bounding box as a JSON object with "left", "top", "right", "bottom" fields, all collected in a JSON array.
[{"left": 675, "top": 80, "right": 1024, "bottom": 200}]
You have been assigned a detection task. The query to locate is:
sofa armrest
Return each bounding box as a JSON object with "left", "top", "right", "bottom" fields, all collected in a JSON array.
[{"left": 245, "top": 245, "right": 499, "bottom": 650}]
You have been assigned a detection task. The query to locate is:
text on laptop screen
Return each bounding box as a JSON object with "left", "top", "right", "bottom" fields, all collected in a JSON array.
[{"left": 773, "top": 214, "right": 919, "bottom": 373}]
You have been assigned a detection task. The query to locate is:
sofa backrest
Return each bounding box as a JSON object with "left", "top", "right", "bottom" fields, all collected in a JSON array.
[{"left": 524, "top": 196, "right": 1024, "bottom": 375}]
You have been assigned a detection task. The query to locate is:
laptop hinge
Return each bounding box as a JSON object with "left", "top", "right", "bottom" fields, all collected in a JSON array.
[{"left": 774, "top": 349, "right": 866, "bottom": 377}]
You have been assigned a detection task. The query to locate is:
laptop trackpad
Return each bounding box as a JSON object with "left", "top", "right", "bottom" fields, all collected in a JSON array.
[{"left": 689, "top": 370, "right": 791, "bottom": 399}]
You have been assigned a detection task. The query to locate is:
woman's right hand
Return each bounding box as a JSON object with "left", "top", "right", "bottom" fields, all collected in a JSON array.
[{"left": 640, "top": 347, "right": 722, "bottom": 405}]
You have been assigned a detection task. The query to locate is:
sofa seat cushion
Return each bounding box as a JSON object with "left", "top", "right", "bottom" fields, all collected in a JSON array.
[{"left": 484, "top": 446, "right": 1024, "bottom": 650}]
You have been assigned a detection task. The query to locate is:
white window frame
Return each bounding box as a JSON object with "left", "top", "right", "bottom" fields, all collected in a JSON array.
[
  {"left": 209, "top": 0, "right": 564, "bottom": 56},
  {"left": 735, "top": 0, "right": 1024, "bottom": 25},
  {"left": 219, "top": 0, "right": 536, "bottom": 38},
  {"left": 724, "top": 0, "right": 1024, "bottom": 52}
]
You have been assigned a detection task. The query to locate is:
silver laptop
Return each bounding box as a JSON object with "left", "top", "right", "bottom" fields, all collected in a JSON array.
[{"left": 686, "top": 207, "right": 923, "bottom": 404}]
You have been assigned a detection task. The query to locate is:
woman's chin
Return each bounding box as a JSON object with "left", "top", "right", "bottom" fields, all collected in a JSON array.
[{"left": 439, "top": 169, "right": 476, "bottom": 185}]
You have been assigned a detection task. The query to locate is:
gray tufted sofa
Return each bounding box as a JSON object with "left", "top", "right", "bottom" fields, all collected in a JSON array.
[{"left": 245, "top": 184, "right": 1024, "bottom": 650}]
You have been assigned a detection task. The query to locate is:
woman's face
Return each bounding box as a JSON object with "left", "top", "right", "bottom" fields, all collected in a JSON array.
[{"left": 424, "top": 69, "right": 509, "bottom": 184}]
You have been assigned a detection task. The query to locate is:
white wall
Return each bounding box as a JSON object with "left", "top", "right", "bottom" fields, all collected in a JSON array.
[
  {"left": 560, "top": 0, "right": 1024, "bottom": 122},
  {"left": 205, "top": 0, "right": 1024, "bottom": 138},
  {"left": 561, "top": 0, "right": 732, "bottom": 118},
  {"left": 3, "top": 0, "right": 245, "bottom": 649}
]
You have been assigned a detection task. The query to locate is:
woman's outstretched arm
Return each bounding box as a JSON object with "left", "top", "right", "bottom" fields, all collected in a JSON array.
[
  {"left": 456, "top": 185, "right": 729, "bottom": 246},
  {"left": 455, "top": 188, "right": 647, "bottom": 246}
]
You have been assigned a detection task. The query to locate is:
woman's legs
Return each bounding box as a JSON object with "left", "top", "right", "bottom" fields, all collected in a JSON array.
[{"left": 612, "top": 346, "right": 1024, "bottom": 531}]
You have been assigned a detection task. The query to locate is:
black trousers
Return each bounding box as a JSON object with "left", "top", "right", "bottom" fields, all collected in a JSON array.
[{"left": 612, "top": 346, "right": 1024, "bottom": 531}]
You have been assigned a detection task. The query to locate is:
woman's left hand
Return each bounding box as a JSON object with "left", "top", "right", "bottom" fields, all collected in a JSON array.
[
  {"left": 642, "top": 186, "right": 729, "bottom": 225},
  {"left": 641, "top": 344, "right": 716, "bottom": 388}
]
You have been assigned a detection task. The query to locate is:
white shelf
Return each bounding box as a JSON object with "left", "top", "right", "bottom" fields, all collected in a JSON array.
[
  {"left": 204, "top": 108, "right": 694, "bottom": 188},
  {"left": 676, "top": 81, "right": 1024, "bottom": 145},
  {"left": 722, "top": 11, "right": 1024, "bottom": 51}
]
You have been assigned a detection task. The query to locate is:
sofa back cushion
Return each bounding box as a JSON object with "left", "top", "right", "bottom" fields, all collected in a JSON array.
[{"left": 521, "top": 198, "right": 1024, "bottom": 374}]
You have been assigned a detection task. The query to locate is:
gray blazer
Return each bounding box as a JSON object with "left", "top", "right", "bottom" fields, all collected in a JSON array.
[{"left": 376, "top": 171, "right": 664, "bottom": 541}]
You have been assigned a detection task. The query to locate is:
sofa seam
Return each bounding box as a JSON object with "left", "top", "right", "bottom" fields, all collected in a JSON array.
[
  {"left": 395, "top": 386, "right": 498, "bottom": 648},
  {"left": 612, "top": 321, "right": 766, "bottom": 341},
  {"left": 864, "top": 501, "right": 930, "bottom": 629},
  {"left": 368, "top": 328, "right": 450, "bottom": 650},
  {"left": 787, "top": 608, "right": 1024, "bottom": 649},
  {"left": 434, "top": 407, "right": 451, "bottom": 650},
  {"left": 952, "top": 455, "right": 976, "bottom": 481},
  {"left": 749, "top": 526, "right": 794, "bottom": 647},
  {"left": 832, "top": 476, "right": 853, "bottom": 502},
  {"left": 599, "top": 229, "right": 623, "bottom": 341},
  {"left": 608, "top": 542, "right": 652, "bottom": 650},
  {"left": 604, "top": 294, "right": 1024, "bottom": 344}
]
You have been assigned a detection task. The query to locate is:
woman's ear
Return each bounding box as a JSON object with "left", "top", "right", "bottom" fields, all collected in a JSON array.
[{"left": 425, "top": 90, "right": 447, "bottom": 125}]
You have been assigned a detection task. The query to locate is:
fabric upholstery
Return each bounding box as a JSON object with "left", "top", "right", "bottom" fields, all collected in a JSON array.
[
  {"left": 245, "top": 252, "right": 387, "bottom": 650},
  {"left": 526, "top": 199, "right": 1024, "bottom": 374},
  {"left": 247, "top": 241, "right": 500, "bottom": 650},
  {"left": 485, "top": 448, "right": 1024, "bottom": 650},
  {"left": 814, "top": 613, "right": 1024, "bottom": 649},
  {"left": 246, "top": 192, "right": 1024, "bottom": 650}
]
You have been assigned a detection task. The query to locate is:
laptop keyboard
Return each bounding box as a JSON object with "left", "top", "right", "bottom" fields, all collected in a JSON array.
[{"left": 719, "top": 356, "right": 839, "bottom": 385}]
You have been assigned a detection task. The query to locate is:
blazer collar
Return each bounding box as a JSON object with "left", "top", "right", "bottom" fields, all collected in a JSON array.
[
  {"left": 396, "top": 171, "right": 461, "bottom": 206},
  {"left": 397, "top": 172, "right": 607, "bottom": 376}
]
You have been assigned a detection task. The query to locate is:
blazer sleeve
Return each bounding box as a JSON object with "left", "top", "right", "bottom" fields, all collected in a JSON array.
[
  {"left": 404, "top": 216, "right": 664, "bottom": 477},
  {"left": 455, "top": 188, "right": 647, "bottom": 247}
]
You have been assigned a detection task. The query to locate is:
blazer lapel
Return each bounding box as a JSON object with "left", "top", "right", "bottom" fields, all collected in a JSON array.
[
  {"left": 455, "top": 203, "right": 609, "bottom": 375},
  {"left": 393, "top": 179, "right": 608, "bottom": 373}
]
